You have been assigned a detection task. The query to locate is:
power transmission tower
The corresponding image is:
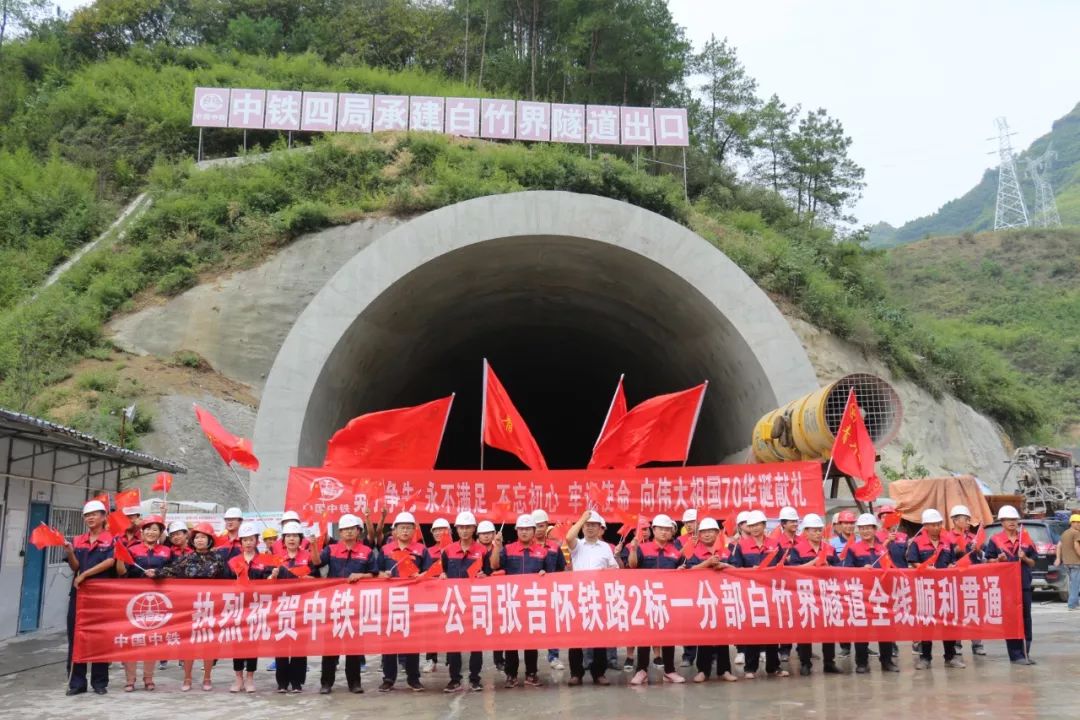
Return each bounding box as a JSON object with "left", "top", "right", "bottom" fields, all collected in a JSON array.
[
  {"left": 990, "top": 117, "right": 1029, "bottom": 230},
  {"left": 1026, "top": 144, "right": 1062, "bottom": 228}
]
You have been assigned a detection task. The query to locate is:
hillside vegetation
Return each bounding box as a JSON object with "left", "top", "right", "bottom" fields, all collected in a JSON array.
[{"left": 886, "top": 227, "right": 1080, "bottom": 442}]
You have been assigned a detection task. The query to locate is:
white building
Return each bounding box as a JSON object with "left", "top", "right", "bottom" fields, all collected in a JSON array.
[{"left": 0, "top": 408, "right": 184, "bottom": 640}]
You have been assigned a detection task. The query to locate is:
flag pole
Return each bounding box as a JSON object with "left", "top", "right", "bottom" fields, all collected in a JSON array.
[
  {"left": 434, "top": 393, "right": 455, "bottom": 468},
  {"left": 480, "top": 359, "right": 488, "bottom": 471},
  {"left": 593, "top": 373, "right": 625, "bottom": 452},
  {"left": 681, "top": 381, "right": 709, "bottom": 467},
  {"left": 224, "top": 462, "right": 270, "bottom": 532}
]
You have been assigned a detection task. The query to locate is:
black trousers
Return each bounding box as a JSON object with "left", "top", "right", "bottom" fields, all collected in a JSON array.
[
  {"left": 569, "top": 647, "right": 608, "bottom": 680},
  {"left": 742, "top": 645, "right": 780, "bottom": 674},
  {"left": 1006, "top": 588, "right": 1033, "bottom": 660},
  {"left": 275, "top": 657, "right": 307, "bottom": 690},
  {"left": 493, "top": 650, "right": 504, "bottom": 665},
  {"left": 504, "top": 649, "right": 538, "bottom": 678},
  {"left": 382, "top": 653, "right": 419, "bottom": 684},
  {"left": 855, "top": 642, "right": 894, "bottom": 668},
  {"left": 920, "top": 641, "right": 956, "bottom": 661},
  {"left": 322, "top": 655, "right": 362, "bottom": 688},
  {"left": 447, "top": 652, "right": 482, "bottom": 683},
  {"left": 67, "top": 592, "right": 108, "bottom": 691},
  {"left": 636, "top": 645, "right": 674, "bottom": 673},
  {"left": 797, "top": 643, "right": 834, "bottom": 668},
  {"left": 695, "top": 646, "right": 732, "bottom": 677},
  {"left": 233, "top": 658, "right": 257, "bottom": 672}
]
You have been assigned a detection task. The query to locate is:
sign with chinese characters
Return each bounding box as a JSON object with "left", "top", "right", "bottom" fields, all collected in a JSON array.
[
  {"left": 285, "top": 462, "right": 827, "bottom": 524},
  {"left": 191, "top": 87, "right": 689, "bottom": 146},
  {"left": 73, "top": 565, "right": 1022, "bottom": 662}
]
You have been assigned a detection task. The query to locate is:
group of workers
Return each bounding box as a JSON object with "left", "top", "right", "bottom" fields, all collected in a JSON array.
[{"left": 63, "top": 497, "right": 1038, "bottom": 697}]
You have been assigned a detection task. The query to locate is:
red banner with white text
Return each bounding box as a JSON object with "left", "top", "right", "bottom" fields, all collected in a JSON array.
[
  {"left": 74, "top": 565, "right": 1021, "bottom": 662},
  {"left": 285, "top": 463, "right": 826, "bottom": 524}
]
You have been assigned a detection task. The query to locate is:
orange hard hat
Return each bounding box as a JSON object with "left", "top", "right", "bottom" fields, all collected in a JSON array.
[
  {"left": 140, "top": 515, "right": 167, "bottom": 530},
  {"left": 191, "top": 522, "right": 216, "bottom": 540},
  {"left": 837, "top": 511, "right": 857, "bottom": 523}
]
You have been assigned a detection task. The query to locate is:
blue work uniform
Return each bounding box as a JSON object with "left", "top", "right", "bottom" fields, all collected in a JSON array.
[
  {"left": 906, "top": 533, "right": 956, "bottom": 663},
  {"left": 274, "top": 548, "right": 314, "bottom": 692},
  {"left": 984, "top": 531, "right": 1036, "bottom": 661},
  {"left": 378, "top": 541, "right": 432, "bottom": 686},
  {"left": 729, "top": 536, "right": 783, "bottom": 675},
  {"left": 788, "top": 539, "right": 839, "bottom": 672},
  {"left": 317, "top": 540, "right": 378, "bottom": 692},
  {"left": 68, "top": 530, "right": 116, "bottom": 693},
  {"left": 498, "top": 541, "right": 555, "bottom": 681},
  {"left": 844, "top": 539, "right": 897, "bottom": 671},
  {"left": 629, "top": 541, "right": 683, "bottom": 673},
  {"left": 441, "top": 541, "right": 488, "bottom": 685}
]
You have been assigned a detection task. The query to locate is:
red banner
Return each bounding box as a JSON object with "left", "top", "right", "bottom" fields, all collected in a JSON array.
[
  {"left": 74, "top": 565, "right": 1021, "bottom": 662},
  {"left": 285, "top": 463, "right": 826, "bottom": 524}
]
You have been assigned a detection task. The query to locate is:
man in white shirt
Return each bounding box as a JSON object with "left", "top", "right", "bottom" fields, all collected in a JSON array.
[{"left": 566, "top": 510, "right": 618, "bottom": 686}]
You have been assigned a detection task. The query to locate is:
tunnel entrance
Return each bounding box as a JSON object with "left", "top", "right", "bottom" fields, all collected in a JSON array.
[{"left": 251, "top": 192, "right": 819, "bottom": 507}]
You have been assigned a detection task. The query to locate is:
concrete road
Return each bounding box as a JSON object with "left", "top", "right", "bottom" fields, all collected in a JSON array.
[{"left": 2, "top": 602, "right": 1076, "bottom": 720}]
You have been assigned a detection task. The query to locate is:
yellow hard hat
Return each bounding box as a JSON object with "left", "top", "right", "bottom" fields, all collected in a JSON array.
[
  {"left": 1070, "top": 514, "right": 1080, "bottom": 524},
  {"left": 262, "top": 527, "right": 279, "bottom": 540}
]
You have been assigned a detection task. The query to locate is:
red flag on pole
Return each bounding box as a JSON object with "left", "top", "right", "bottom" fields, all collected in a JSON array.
[
  {"left": 114, "top": 488, "right": 141, "bottom": 511},
  {"left": 194, "top": 403, "right": 260, "bottom": 471},
  {"left": 829, "top": 389, "right": 882, "bottom": 502},
  {"left": 228, "top": 555, "right": 251, "bottom": 584},
  {"left": 756, "top": 546, "right": 781, "bottom": 570},
  {"left": 29, "top": 524, "right": 66, "bottom": 549},
  {"left": 878, "top": 549, "right": 895, "bottom": 570},
  {"left": 107, "top": 510, "right": 131, "bottom": 536},
  {"left": 92, "top": 492, "right": 110, "bottom": 507},
  {"left": 481, "top": 360, "right": 548, "bottom": 470},
  {"left": 917, "top": 544, "right": 944, "bottom": 570},
  {"left": 466, "top": 557, "right": 483, "bottom": 578},
  {"left": 323, "top": 395, "right": 454, "bottom": 470},
  {"left": 151, "top": 473, "right": 173, "bottom": 493},
  {"left": 588, "top": 383, "right": 708, "bottom": 470},
  {"left": 114, "top": 541, "right": 136, "bottom": 566},
  {"left": 255, "top": 553, "right": 284, "bottom": 567},
  {"left": 593, "top": 374, "right": 628, "bottom": 451},
  {"left": 288, "top": 565, "right": 312, "bottom": 578},
  {"left": 420, "top": 560, "right": 443, "bottom": 579},
  {"left": 954, "top": 552, "right": 973, "bottom": 569}
]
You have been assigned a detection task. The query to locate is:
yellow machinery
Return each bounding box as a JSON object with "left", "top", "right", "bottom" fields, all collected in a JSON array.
[{"left": 751, "top": 373, "right": 902, "bottom": 463}]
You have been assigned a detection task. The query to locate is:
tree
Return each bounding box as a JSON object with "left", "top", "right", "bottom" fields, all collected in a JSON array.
[
  {"left": 787, "top": 108, "right": 866, "bottom": 226},
  {"left": 0, "top": 0, "right": 47, "bottom": 51},
  {"left": 692, "top": 35, "right": 760, "bottom": 167},
  {"left": 751, "top": 94, "right": 799, "bottom": 194}
]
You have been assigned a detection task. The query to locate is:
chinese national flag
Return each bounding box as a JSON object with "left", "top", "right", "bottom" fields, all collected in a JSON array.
[
  {"left": 114, "top": 541, "right": 136, "bottom": 566},
  {"left": 681, "top": 535, "right": 697, "bottom": 559},
  {"left": 482, "top": 360, "right": 548, "bottom": 470},
  {"left": 194, "top": 403, "right": 260, "bottom": 471},
  {"left": 954, "top": 552, "right": 973, "bottom": 569},
  {"left": 30, "top": 524, "right": 66, "bottom": 549},
  {"left": 323, "top": 395, "right": 454, "bottom": 470},
  {"left": 756, "top": 546, "right": 781, "bottom": 570},
  {"left": 289, "top": 565, "right": 312, "bottom": 578},
  {"left": 391, "top": 549, "right": 419, "bottom": 578},
  {"left": 420, "top": 560, "right": 443, "bottom": 578},
  {"left": 151, "top": 473, "right": 173, "bottom": 493},
  {"left": 877, "top": 549, "right": 894, "bottom": 569},
  {"left": 593, "top": 374, "right": 628, "bottom": 450},
  {"left": 466, "top": 557, "right": 483, "bottom": 578},
  {"left": 829, "top": 389, "right": 882, "bottom": 502},
  {"left": 107, "top": 510, "right": 131, "bottom": 536},
  {"left": 256, "top": 553, "right": 284, "bottom": 567},
  {"left": 917, "top": 544, "right": 943, "bottom": 570},
  {"left": 882, "top": 512, "right": 901, "bottom": 530},
  {"left": 973, "top": 526, "right": 986, "bottom": 550},
  {"left": 588, "top": 383, "right": 707, "bottom": 469},
  {"left": 92, "top": 492, "right": 110, "bottom": 507},
  {"left": 813, "top": 546, "right": 830, "bottom": 566},
  {"left": 228, "top": 555, "right": 251, "bottom": 584},
  {"left": 114, "top": 488, "right": 141, "bottom": 511}
]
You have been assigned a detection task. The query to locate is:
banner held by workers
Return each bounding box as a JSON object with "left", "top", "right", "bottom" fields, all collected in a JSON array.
[
  {"left": 286, "top": 461, "right": 827, "bottom": 524},
  {"left": 74, "top": 564, "right": 1021, "bottom": 663}
]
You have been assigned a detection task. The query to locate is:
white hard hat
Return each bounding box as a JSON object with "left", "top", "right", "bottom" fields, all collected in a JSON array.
[
  {"left": 801, "top": 513, "right": 825, "bottom": 529},
  {"left": 454, "top": 511, "right": 477, "bottom": 526},
  {"left": 698, "top": 518, "right": 720, "bottom": 531},
  {"left": 516, "top": 513, "right": 537, "bottom": 529},
  {"left": 122, "top": 506, "right": 141, "bottom": 516},
  {"left": 736, "top": 511, "right": 750, "bottom": 525},
  {"left": 778, "top": 506, "right": 799, "bottom": 522},
  {"left": 393, "top": 511, "right": 416, "bottom": 526},
  {"left": 338, "top": 513, "right": 362, "bottom": 530},
  {"left": 997, "top": 505, "right": 1021, "bottom": 520},
  {"left": 856, "top": 513, "right": 879, "bottom": 527},
  {"left": 651, "top": 513, "right": 676, "bottom": 529},
  {"left": 681, "top": 509, "right": 697, "bottom": 523},
  {"left": 281, "top": 510, "right": 301, "bottom": 522},
  {"left": 82, "top": 500, "right": 107, "bottom": 515},
  {"left": 477, "top": 520, "right": 496, "bottom": 533},
  {"left": 238, "top": 522, "right": 258, "bottom": 538},
  {"left": 167, "top": 520, "right": 188, "bottom": 534},
  {"left": 280, "top": 521, "right": 303, "bottom": 535},
  {"left": 744, "top": 510, "right": 768, "bottom": 526},
  {"left": 949, "top": 505, "right": 972, "bottom": 518},
  {"left": 224, "top": 507, "right": 244, "bottom": 519},
  {"left": 587, "top": 510, "right": 606, "bottom": 527},
  {"left": 531, "top": 509, "right": 549, "bottom": 524},
  {"left": 432, "top": 517, "right": 451, "bottom": 530},
  {"left": 921, "top": 509, "right": 944, "bottom": 524}
]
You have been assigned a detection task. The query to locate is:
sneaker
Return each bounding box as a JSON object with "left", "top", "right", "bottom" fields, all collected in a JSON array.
[
  {"left": 823, "top": 664, "right": 842, "bottom": 674},
  {"left": 734, "top": 652, "right": 745, "bottom": 665},
  {"left": 377, "top": 680, "right": 393, "bottom": 692},
  {"left": 359, "top": 662, "right": 368, "bottom": 674},
  {"left": 422, "top": 659, "right": 436, "bottom": 673},
  {"left": 504, "top": 676, "right": 518, "bottom": 689},
  {"left": 443, "top": 680, "right": 462, "bottom": 693},
  {"left": 855, "top": 665, "right": 869, "bottom": 674},
  {"left": 663, "top": 672, "right": 685, "bottom": 684},
  {"left": 623, "top": 659, "right": 634, "bottom": 672},
  {"left": 652, "top": 656, "right": 663, "bottom": 668},
  {"left": 882, "top": 663, "right": 900, "bottom": 672},
  {"left": 408, "top": 681, "right": 425, "bottom": 692},
  {"left": 914, "top": 659, "right": 930, "bottom": 670},
  {"left": 267, "top": 660, "right": 277, "bottom": 671},
  {"left": 469, "top": 680, "right": 483, "bottom": 691},
  {"left": 972, "top": 644, "right": 986, "bottom": 656},
  {"left": 630, "top": 670, "right": 648, "bottom": 686},
  {"left": 692, "top": 671, "right": 707, "bottom": 683},
  {"left": 944, "top": 658, "right": 966, "bottom": 669},
  {"left": 158, "top": 660, "right": 168, "bottom": 670},
  {"left": 549, "top": 658, "right": 564, "bottom": 671},
  {"left": 319, "top": 685, "right": 332, "bottom": 694},
  {"left": 567, "top": 676, "right": 583, "bottom": 686},
  {"left": 291, "top": 687, "right": 304, "bottom": 694},
  {"left": 838, "top": 647, "right": 851, "bottom": 657},
  {"left": 278, "top": 687, "right": 288, "bottom": 694},
  {"left": 593, "top": 676, "right": 611, "bottom": 686},
  {"left": 348, "top": 683, "right": 363, "bottom": 694},
  {"left": 524, "top": 674, "right": 542, "bottom": 687},
  {"left": 912, "top": 642, "right": 921, "bottom": 655}
]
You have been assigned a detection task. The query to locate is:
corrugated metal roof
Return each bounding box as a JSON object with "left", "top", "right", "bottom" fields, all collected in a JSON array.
[{"left": 0, "top": 408, "right": 186, "bottom": 473}]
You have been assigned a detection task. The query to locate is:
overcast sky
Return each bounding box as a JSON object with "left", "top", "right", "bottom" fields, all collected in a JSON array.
[{"left": 668, "top": 0, "right": 1080, "bottom": 226}]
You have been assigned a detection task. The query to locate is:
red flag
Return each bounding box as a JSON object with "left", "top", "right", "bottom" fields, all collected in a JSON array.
[
  {"left": 214, "top": 533, "right": 233, "bottom": 549},
  {"left": 955, "top": 553, "right": 973, "bottom": 569},
  {"left": 438, "top": 532, "right": 453, "bottom": 550},
  {"left": 768, "top": 525, "right": 784, "bottom": 542},
  {"left": 713, "top": 529, "right": 729, "bottom": 556},
  {"left": 391, "top": 549, "right": 419, "bottom": 578},
  {"left": 839, "top": 534, "right": 857, "bottom": 561},
  {"left": 255, "top": 553, "right": 283, "bottom": 567},
  {"left": 823, "top": 523, "right": 834, "bottom": 541},
  {"left": 547, "top": 523, "right": 566, "bottom": 543},
  {"left": 107, "top": 510, "right": 131, "bottom": 536},
  {"left": 681, "top": 534, "right": 698, "bottom": 559},
  {"left": 466, "top": 557, "right": 483, "bottom": 578},
  {"left": 114, "top": 488, "right": 141, "bottom": 511},
  {"left": 882, "top": 512, "right": 901, "bottom": 530},
  {"left": 877, "top": 548, "right": 895, "bottom": 569},
  {"left": 481, "top": 361, "right": 548, "bottom": 470},
  {"left": 420, "top": 560, "right": 443, "bottom": 578},
  {"left": 585, "top": 482, "right": 606, "bottom": 510},
  {"left": 288, "top": 565, "right": 312, "bottom": 578},
  {"left": 917, "top": 544, "right": 943, "bottom": 570},
  {"left": 813, "top": 546, "right": 830, "bottom": 566},
  {"left": 30, "top": 524, "right": 66, "bottom": 550},
  {"left": 973, "top": 526, "right": 986, "bottom": 550},
  {"left": 194, "top": 403, "right": 260, "bottom": 471},
  {"left": 593, "top": 374, "right": 628, "bottom": 450},
  {"left": 829, "top": 389, "right": 882, "bottom": 502},
  {"left": 151, "top": 473, "right": 173, "bottom": 493},
  {"left": 323, "top": 396, "right": 454, "bottom": 470},
  {"left": 114, "top": 541, "right": 136, "bottom": 566},
  {"left": 228, "top": 555, "right": 251, "bottom": 583},
  {"left": 92, "top": 492, "right": 110, "bottom": 507},
  {"left": 588, "top": 383, "right": 707, "bottom": 469},
  {"left": 756, "top": 546, "right": 781, "bottom": 569}
]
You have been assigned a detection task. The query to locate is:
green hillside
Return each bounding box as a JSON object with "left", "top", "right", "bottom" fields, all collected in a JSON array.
[
  {"left": 885, "top": 227, "right": 1080, "bottom": 443},
  {"left": 869, "top": 102, "right": 1080, "bottom": 247}
]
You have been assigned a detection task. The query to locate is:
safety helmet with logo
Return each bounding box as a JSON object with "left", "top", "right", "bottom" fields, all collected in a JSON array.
[
  {"left": 744, "top": 510, "right": 768, "bottom": 526},
  {"left": 393, "top": 511, "right": 417, "bottom": 527},
  {"left": 801, "top": 513, "right": 825, "bottom": 529},
  {"left": 531, "top": 509, "right": 550, "bottom": 525},
  {"left": 778, "top": 506, "right": 800, "bottom": 522},
  {"left": 515, "top": 513, "right": 537, "bottom": 529},
  {"left": 82, "top": 500, "right": 107, "bottom": 515},
  {"left": 949, "top": 505, "right": 972, "bottom": 518},
  {"left": 681, "top": 509, "right": 698, "bottom": 523},
  {"left": 996, "top": 505, "right": 1021, "bottom": 520},
  {"left": 587, "top": 510, "right": 606, "bottom": 527},
  {"left": 238, "top": 522, "right": 259, "bottom": 538},
  {"left": 698, "top": 518, "right": 720, "bottom": 531},
  {"left": 651, "top": 513, "right": 676, "bottom": 529},
  {"left": 455, "top": 511, "right": 478, "bottom": 527},
  {"left": 921, "top": 509, "right": 944, "bottom": 524},
  {"left": 338, "top": 513, "right": 363, "bottom": 530},
  {"left": 280, "top": 521, "right": 304, "bottom": 536},
  {"left": 140, "top": 515, "right": 166, "bottom": 531},
  {"left": 432, "top": 517, "right": 451, "bottom": 530},
  {"left": 224, "top": 507, "right": 244, "bottom": 520},
  {"left": 855, "top": 513, "right": 879, "bottom": 527},
  {"left": 477, "top": 520, "right": 497, "bottom": 534}
]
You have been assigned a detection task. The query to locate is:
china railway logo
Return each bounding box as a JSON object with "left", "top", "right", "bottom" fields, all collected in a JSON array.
[
  {"left": 198, "top": 92, "right": 225, "bottom": 113},
  {"left": 126, "top": 592, "right": 173, "bottom": 630},
  {"left": 313, "top": 476, "right": 345, "bottom": 502}
]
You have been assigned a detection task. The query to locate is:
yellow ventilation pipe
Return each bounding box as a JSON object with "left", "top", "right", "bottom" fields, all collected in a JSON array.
[{"left": 751, "top": 373, "right": 903, "bottom": 463}]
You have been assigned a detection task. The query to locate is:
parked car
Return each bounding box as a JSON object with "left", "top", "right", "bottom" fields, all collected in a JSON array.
[{"left": 983, "top": 519, "right": 1069, "bottom": 602}]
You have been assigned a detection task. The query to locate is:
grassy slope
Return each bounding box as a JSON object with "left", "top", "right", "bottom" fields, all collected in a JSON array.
[{"left": 885, "top": 227, "right": 1080, "bottom": 442}]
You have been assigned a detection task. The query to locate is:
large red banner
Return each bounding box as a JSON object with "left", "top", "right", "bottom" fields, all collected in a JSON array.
[
  {"left": 74, "top": 565, "right": 1021, "bottom": 662},
  {"left": 285, "top": 463, "right": 826, "bottom": 524}
]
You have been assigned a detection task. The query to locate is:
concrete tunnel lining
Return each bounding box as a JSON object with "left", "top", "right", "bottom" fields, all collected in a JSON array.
[{"left": 251, "top": 191, "right": 820, "bottom": 508}]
